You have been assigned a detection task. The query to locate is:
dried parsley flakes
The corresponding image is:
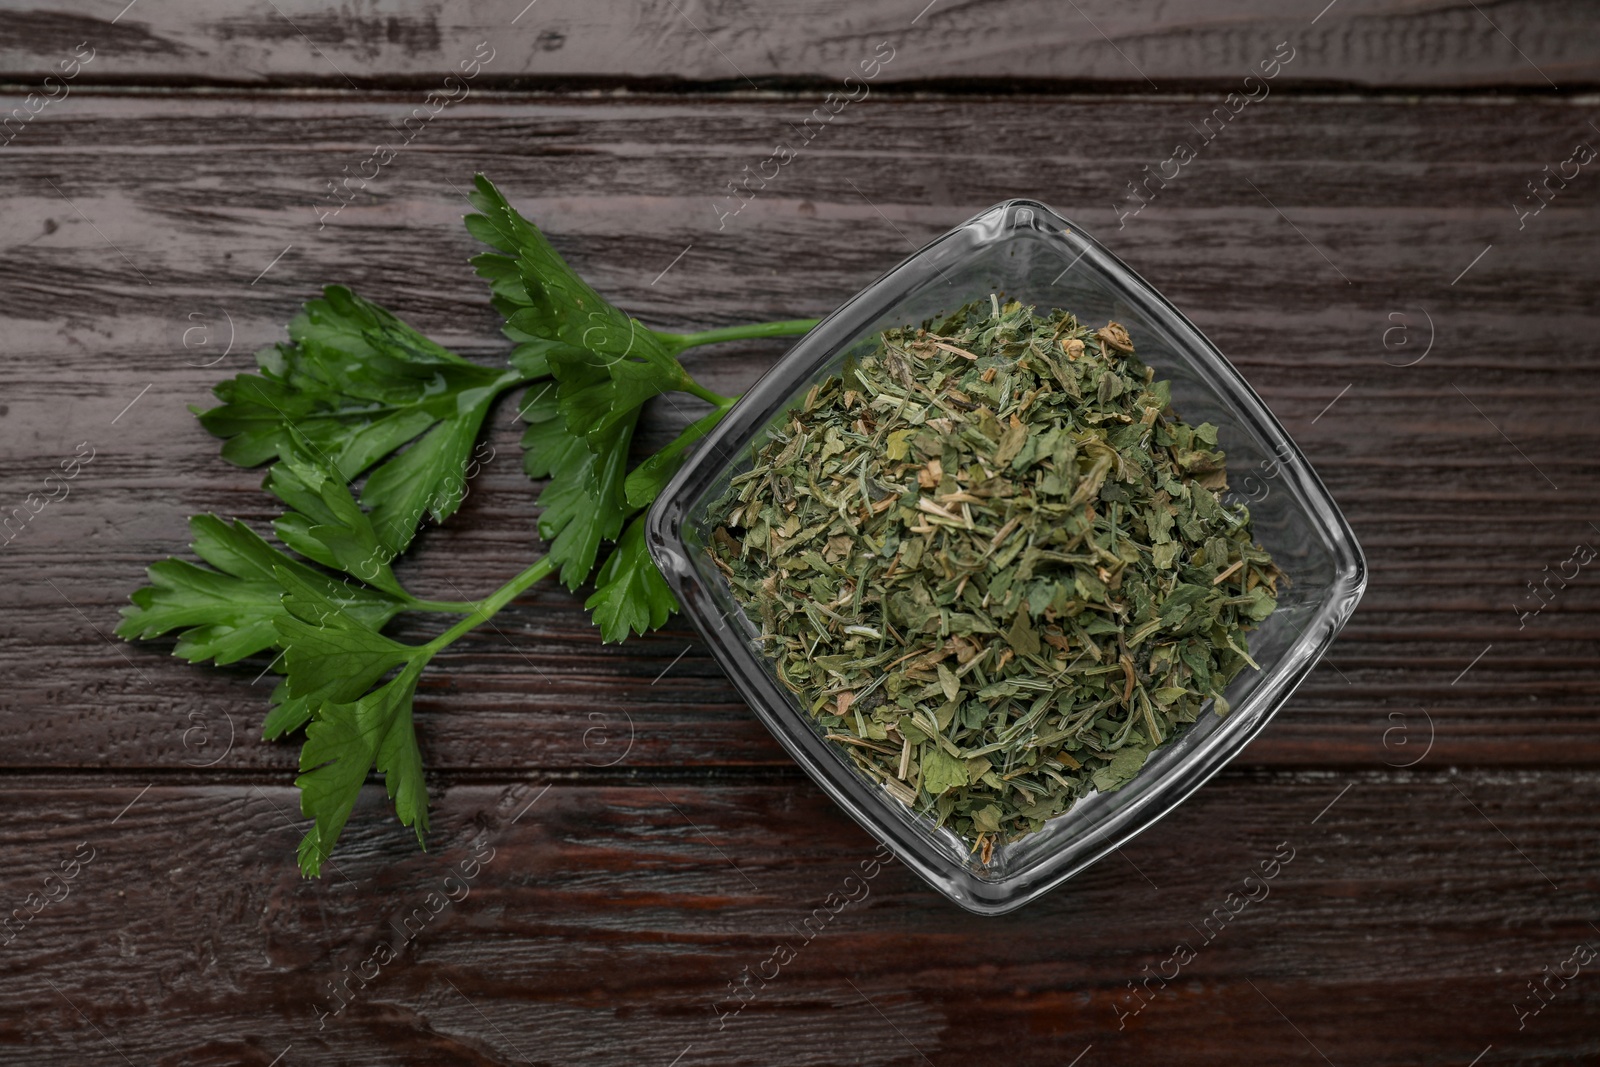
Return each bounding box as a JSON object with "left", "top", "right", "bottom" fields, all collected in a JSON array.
[{"left": 709, "top": 297, "right": 1281, "bottom": 862}]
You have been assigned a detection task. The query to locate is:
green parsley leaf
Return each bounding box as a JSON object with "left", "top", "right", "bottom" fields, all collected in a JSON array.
[
  {"left": 538, "top": 343, "right": 679, "bottom": 449},
  {"left": 265, "top": 444, "right": 406, "bottom": 598},
  {"left": 115, "top": 514, "right": 404, "bottom": 666},
  {"left": 584, "top": 515, "right": 678, "bottom": 642},
  {"left": 503, "top": 331, "right": 570, "bottom": 381},
  {"left": 270, "top": 561, "right": 433, "bottom": 878},
  {"left": 467, "top": 174, "right": 682, "bottom": 379},
  {"left": 463, "top": 182, "right": 564, "bottom": 380},
  {"left": 198, "top": 285, "right": 525, "bottom": 555},
  {"left": 518, "top": 381, "right": 632, "bottom": 588},
  {"left": 466, "top": 176, "right": 708, "bottom": 612},
  {"left": 262, "top": 564, "right": 415, "bottom": 741},
  {"left": 623, "top": 409, "right": 725, "bottom": 510},
  {"left": 295, "top": 657, "right": 429, "bottom": 878}
]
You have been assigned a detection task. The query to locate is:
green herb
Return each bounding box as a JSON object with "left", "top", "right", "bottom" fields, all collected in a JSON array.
[
  {"left": 707, "top": 298, "right": 1280, "bottom": 862},
  {"left": 197, "top": 284, "right": 526, "bottom": 558},
  {"left": 117, "top": 175, "right": 818, "bottom": 876}
]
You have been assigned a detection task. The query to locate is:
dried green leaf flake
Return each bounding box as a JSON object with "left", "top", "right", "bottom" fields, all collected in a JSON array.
[{"left": 920, "top": 747, "right": 970, "bottom": 796}]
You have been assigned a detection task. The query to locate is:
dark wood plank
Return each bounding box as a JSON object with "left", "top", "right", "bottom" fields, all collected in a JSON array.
[
  {"left": 2, "top": 92, "right": 1599, "bottom": 773},
  {"left": 0, "top": 1, "right": 1595, "bottom": 89},
  {"left": 1, "top": 773, "right": 1595, "bottom": 1066},
  {"left": 1, "top": 79, "right": 1598, "bottom": 1067}
]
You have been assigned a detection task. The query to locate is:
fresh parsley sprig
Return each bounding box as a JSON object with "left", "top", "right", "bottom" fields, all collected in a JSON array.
[{"left": 118, "top": 175, "right": 816, "bottom": 876}]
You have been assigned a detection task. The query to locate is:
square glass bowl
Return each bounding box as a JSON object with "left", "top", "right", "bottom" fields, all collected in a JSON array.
[{"left": 646, "top": 200, "right": 1366, "bottom": 914}]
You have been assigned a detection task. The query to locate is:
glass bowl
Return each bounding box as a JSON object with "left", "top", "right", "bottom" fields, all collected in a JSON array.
[{"left": 645, "top": 200, "right": 1366, "bottom": 915}]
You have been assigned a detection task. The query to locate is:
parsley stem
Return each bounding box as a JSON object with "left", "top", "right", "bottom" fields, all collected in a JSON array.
[
  {"left": 408, "top": 599, "right": 480, "bottom": 613},
  {"left": 421, "top": 555, "right": 560, "bottom": 654},
  {"left": 683, "top": 380, "right": 738, "bottom": 407},
  {"left": 657, "top": 317, "right": 819, "bottom": 355}
]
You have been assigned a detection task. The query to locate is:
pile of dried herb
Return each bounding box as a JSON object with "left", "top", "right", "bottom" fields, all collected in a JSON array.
[{"left": 709, "top": 297, "right": 1281, "bottom": 861}]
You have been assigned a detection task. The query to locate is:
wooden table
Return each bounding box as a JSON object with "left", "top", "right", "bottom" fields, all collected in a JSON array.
[{"left": 3, "top": 3, "right": 1598, "bottom": 1064}]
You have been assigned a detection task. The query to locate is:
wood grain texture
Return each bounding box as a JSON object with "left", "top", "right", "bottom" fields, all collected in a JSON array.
[
  {"left": 0, "top": 83, "right": 1598, "bottom": 1067},
  {"left": 0, "top": 0, "right": 1596, "bottom": 89},
  {"left": 1, "top": 774, "right": 1597, "bottom": 1066},
  {"left": 1, "top": 93, "right": 1597, "bottom": 774}
]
